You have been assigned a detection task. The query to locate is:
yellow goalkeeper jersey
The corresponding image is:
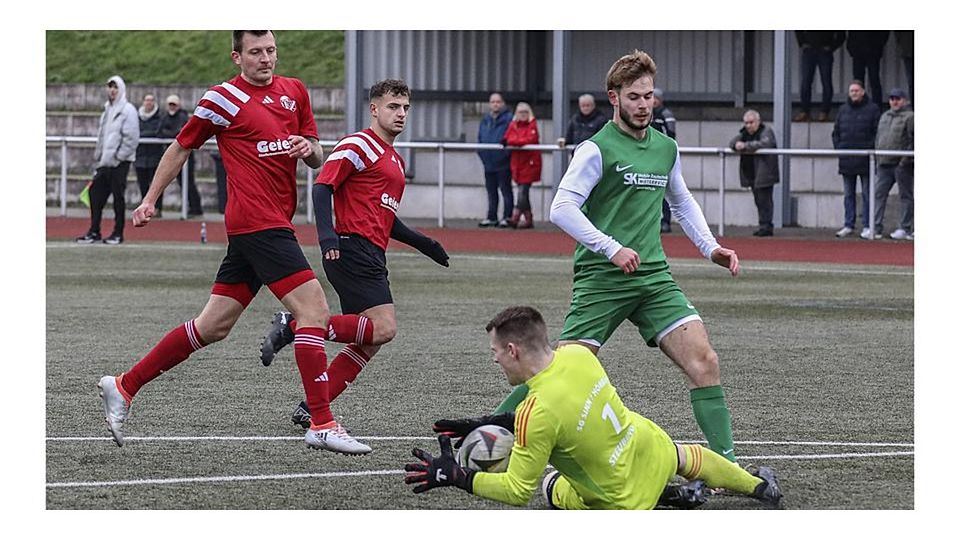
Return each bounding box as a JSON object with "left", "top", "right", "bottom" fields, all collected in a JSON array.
[{"left": 471, "top": 344, "right": 678, "bottom": 509}]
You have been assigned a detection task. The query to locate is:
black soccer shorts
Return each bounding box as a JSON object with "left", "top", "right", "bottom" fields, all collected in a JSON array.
[
  {"left": 321, "top": 234, "right": 393, "bottom": 314},
  {"left": 214, "top": 228, "right": 315, "bottom": 303}
]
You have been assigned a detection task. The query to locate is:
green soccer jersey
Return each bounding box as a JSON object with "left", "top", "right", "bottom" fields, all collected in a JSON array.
[
  {"left": 551, "top": 121, "right": 720, "bottom": 289},
  {"left": 471, "top": 344, "right": 679, "bottom": 509}
]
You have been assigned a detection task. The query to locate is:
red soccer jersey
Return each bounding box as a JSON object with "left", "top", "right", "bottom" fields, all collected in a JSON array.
[
  {"left": 316, "top": 128, "right": 407, "bottom": 251},
  {"left": 176, "top": 74, "right": 318, "bottom": 235}
]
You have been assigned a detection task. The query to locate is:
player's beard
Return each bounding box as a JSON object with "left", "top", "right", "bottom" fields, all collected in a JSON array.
[{"left": 618, "top": 105, "right": 651, "bottom": 132}]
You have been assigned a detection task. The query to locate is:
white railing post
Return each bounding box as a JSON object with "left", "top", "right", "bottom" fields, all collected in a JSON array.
[
  {"left": 719, "top": 150, "right": 726, "bottom": 238},
  {"left": 60, "top": 139, "right": 68, "bottom": 216},
  {"left": 437, "top": 145, "right": 445, "bottom": 228},
  {"left": 869, "top": 152, "right": 876, "bottom": 240},
  {"left": 181, "top": 161, "right": 189, "bottom": 220},
  {"left": 306, "top": 167, "right": 315, "bottom": 224}
]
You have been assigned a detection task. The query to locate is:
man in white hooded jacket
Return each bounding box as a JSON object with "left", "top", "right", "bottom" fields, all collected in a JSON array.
[{"left": 77, "top": 75, "right": 140, "bottom": 245}]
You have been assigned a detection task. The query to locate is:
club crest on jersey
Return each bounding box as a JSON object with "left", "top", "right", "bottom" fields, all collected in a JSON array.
[
  {"left": 280, "top": 95, "right": 297, "bottom": 112},
  {"left": 380, "top": 193, "right": 400, "bottom": 214}
]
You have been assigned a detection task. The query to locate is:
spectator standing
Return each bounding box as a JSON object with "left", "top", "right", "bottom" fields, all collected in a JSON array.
[
  {"left": 651, "top": 88, "right": 677, "bottom": 233},
  {"left": 894, "top": 31, "right": 914, "bottom": 107},
  {"left": 76, "top": 75, "right": 139, "bottom": 245},
  {"left": 832, "top": 80, "right": 882, "bottom": 238},
  {"left": 866, "top": 88, "right": 914, "bottom": 240},
  {"left": 135, "top": 93, "right": 164, "bottom": 217},
  {"left": 503, "top": 102, "right": 542, "bottom": 229},
  {"left": 794, "top": 31, "right": 846, "bottom": 122},
  {"left": 211, "top": 150, "right": 228, "bottom": 214},
  {"left": 730, "top": 110, "right": 780, "bottom": 237},
  {"left": 477, "top": 93, "right": 513, "bottom": 227},
  {"left": 159, "top": 94, "right": 204, "bottom": 216},
  {"left": 845, "top": 31, "right": 889, "bottom": 106},
  {"left": 558, "top": 93, "right": 607, "bottom": 150}
]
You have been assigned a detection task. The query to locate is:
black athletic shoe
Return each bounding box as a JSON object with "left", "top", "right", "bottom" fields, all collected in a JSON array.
[
  {"left": 102, "top": 234, "right": 123, "bottom": 245},
  {"left": 658, "top": 479, "right": 708, "bottom": 509},
  {"left": 749, "top": 465, "right": 783, "bottom": 508},
  {"left": 292, "top": 400, "right": 311, "bottom": 429},
  {"left": 259, "top": 311, "right": 294, "bottom": 366},
  {"left": 76, "top": 231, "right": 101, "bottom": 244}
]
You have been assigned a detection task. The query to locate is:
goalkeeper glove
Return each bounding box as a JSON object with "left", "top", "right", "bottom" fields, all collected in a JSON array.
[
  {"left": 403, "top": 435, "right": 475, "bottom": 493},
  {"left": 420, "top": 238, "right": 449, "bottom": 267},
  {"left": 432, "top": 412, "right": 515, "bottom": 448}
]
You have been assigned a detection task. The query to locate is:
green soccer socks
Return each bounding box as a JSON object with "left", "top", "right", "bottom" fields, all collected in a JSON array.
[{"left": 690, "top": 385, "right": 737, "bottom": 462}]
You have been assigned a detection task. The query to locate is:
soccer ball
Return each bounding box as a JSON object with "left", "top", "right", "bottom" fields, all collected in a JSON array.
[{"left": 456, "top": 424, "right": 514, "bottom": 473}]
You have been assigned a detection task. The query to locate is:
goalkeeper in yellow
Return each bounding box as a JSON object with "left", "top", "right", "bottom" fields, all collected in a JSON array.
[{"left": 403, "top": 306, "right": 782, "bottom": 509}]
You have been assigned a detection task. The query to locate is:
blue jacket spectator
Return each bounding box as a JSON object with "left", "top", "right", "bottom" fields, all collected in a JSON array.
[
  {"left": 831, "top": 82, "right": 882, "bottom": 177},
  {"left": 477, "top": 101, "right": 513, "bottom": 172}
]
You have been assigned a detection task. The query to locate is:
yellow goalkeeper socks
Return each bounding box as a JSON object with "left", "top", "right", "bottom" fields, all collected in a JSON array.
[{"left": 679, "top": 444, "right": 762, "bottom": 495}]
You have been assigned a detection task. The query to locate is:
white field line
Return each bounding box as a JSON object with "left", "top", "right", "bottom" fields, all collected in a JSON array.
[
  {"left": 45, "top": 451, "right": 913, "bottom": 490},
  {"left": 46, "top": 242, "right": 912, "bottom": 277},
  {"left": 46, "top": 435, "right": 914, "bottom": 446}
]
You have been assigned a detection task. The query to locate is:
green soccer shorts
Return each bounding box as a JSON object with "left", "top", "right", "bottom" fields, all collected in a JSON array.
[{"left": 560, "top": 265, "right": 700, "bottom": 348}]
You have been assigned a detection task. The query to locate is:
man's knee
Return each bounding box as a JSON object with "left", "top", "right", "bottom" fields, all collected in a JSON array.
[
  {"left": 685, "top": 347, "right": 721, "bottom": 385},
  {"left": 372, "top": 316, "right": 397, "bottom": 344}
]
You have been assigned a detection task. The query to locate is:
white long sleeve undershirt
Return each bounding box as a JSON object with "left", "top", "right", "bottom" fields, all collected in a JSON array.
[{"left": 549, "top": 140, "right": 720, "bottom": 261}]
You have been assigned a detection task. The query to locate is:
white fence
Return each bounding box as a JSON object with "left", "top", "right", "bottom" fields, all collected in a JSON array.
[{"left": 46, "top": 136, "right": 913, "bottom": 238}]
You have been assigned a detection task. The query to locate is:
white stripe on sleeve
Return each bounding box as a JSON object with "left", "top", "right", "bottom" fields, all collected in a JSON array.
[
  {"left": 201, "top": 90, "right": 240, "bottom": 117},
  {"left": 326, "top": 149, "right": 366, "bottom": 171},
  {"left": 354, "top": 131, "right": 385, "bottom": 154},
  {"left": 194, "top": 106, "right": 231, "bottom": 127},
  {"left": 333, "top": 136, "right": 381, "bottom": 163},
  {"left": 219, "top": 82, "right": 250, "bottom": 103}
]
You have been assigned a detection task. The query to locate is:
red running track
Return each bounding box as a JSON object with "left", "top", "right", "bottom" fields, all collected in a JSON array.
[{"left": 46, "top": 216, "right": 913, "bottom": 267}]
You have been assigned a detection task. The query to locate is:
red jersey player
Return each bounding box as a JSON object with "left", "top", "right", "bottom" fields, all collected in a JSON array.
[
  {"left": 258, "top": 79, "right": 450, "bottom": 434},
  {"left": 96, "top": 31, "right": 370, "bottom": 455}
]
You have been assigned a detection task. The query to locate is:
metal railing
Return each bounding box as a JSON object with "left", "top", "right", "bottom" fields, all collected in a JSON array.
[{"left": 46, "top": 135, "right": 913, "bottom": 238}]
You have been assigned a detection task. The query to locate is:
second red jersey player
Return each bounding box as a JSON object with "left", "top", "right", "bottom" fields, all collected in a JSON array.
[{"left": 258, "top": 79, "right": 450, "bottom": 432}]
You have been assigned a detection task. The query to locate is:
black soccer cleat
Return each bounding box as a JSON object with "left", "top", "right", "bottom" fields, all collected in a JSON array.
[
  {"left": 749, "top": 465, "right": 784, "bottom": 508},
  {"left": 260, "top": 311, "right": 294, "bottom": 366},
  {"left": 292, "top": 400, "right": 311, "bottom": 429},
  {"left": 658, "top": 479, "right": 708, "bottom": 509}
]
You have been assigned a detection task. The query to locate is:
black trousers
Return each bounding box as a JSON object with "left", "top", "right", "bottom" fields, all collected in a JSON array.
[
  {"left": 516, "top": 184, "right": 532, "bottom": 212},
  {"left": 852, "top": 55, "right": 883, "bottom": 106},
  {"left": 135, "top": 166, "right": 161, "bottom": 212},
  {"left": 752, "top": 185, "right": 774, "bottom": 231},
  {"left": 799, "top": 47, "right": 834, "bottom": 114},
  {"left": 89, "top": 162, "right": 131, "bottom": 236},
  {"left": 175, "top": 153, "right": 203, "bottom": 215}
]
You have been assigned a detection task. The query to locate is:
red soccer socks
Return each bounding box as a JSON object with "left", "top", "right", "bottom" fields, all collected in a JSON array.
[{"left": 119, "top": 320, "right": 205, "bottom": 399}]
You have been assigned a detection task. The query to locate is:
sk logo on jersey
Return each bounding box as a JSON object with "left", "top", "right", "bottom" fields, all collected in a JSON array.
[{"left": 280, "top": 95, "right": 297, "bottom": 112}]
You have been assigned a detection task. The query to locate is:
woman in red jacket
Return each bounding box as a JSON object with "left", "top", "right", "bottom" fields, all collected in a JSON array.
[{"left": 503, "top": 102, "right": 542, "bottom": 228}]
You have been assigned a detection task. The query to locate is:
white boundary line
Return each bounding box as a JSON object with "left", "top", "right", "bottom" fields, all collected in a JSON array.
[
  {"left": 45, "top": 451, "right": 914, "bottom": 490},
  {"left": 46, "top": 242, "right": 913, "bottom": 276},
  {"left": 46, "top": 435, "right": 914, "bottom": 446}
]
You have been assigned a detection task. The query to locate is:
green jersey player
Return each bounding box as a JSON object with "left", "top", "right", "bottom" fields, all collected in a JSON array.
[
  {"left": 404, "top": 306, "right": 782, "bottom": 509},
  {"left": 495, "top": 50, "right": 742, "bottom": 462}
]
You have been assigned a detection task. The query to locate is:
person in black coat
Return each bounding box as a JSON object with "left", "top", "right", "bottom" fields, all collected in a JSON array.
[
  {"left": 730, "top": 110, "right": 780, "bottom": 237},
  {"left": 845, "top": 31, "right": 889, "bottom": 106},
  {"left": 831, "top": 80, "right": 882, "bottom": 237},
  {"left": 795, "top": 31, "right": 846, "bottom": 122},
  {"left": 135, "top": 94, "right": 164, "bottom": 216},
  {"left": 158, "top": 94, "right": 203, "bottom": 216}
]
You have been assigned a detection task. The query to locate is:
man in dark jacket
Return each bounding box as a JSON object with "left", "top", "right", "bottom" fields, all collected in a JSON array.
[
  {"left": 795, "top": 31, "right": 846, "bottom": 122},
  {"left": 831, "top": 80, "right": 881, "bottom": 237},
  {"left": 730, "top": 110, "right": 780, "bottom": 236},
  {"left": 558, "top": 94, "right": 607, "bottom": 149},
  {"left": 158, "top": 94, "right": 203, "bottom": 216},
  {"left": 135, "top": 93, "right": 164, "bottom": 217},
  {"left": 845, "top": 31, "right": 889, "bottom": 106},
  {"left": 477, "top": 92, "right": 513, "bottom": 227}
]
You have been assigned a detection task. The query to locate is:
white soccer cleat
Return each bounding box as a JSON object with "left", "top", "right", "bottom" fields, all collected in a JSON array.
[
  {"left": 97, "top": 375, "right": 130, "bottom": 447},
  {"left": 305, "top": 421, "right": 372, "bottom": 455}
]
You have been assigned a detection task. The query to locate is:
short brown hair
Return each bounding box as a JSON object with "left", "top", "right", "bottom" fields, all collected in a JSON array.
[
  {"left": 606, "top": 50, "right": 657, "bottom": 92},
  {"left": 370, "top": 79, "right": 411, "bottom": 101},
  {"left": 486, "top": 306, "right": 549, "bottom": 350},
  {"left": 233, "top": 31, "right": 273, "bottom": 53}
]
